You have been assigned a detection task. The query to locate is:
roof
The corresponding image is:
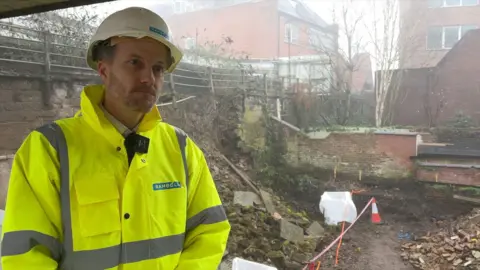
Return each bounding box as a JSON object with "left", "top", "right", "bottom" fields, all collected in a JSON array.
[
  {"left": 277, "top": 0, "right": 328, "bottom": 28},
  {"left": 0, "top": 0, "right": 114, "bottom": 19},
  {"left": 417, "top": 143, "right": 480, "bottom": 158}
]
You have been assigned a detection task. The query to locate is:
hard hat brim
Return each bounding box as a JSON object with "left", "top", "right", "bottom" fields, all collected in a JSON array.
[{"left": 86, "top": 30, "right": 183, "bottom": 73}]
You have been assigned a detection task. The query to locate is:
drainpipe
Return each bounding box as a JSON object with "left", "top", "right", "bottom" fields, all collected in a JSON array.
[{"left": 277, "top": 11, "right": 281, "bottom": 60}]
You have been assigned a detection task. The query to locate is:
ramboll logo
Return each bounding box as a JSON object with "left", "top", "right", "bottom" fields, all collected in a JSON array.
[{"left": 153, "top": 181, "right": 181, "bottom": 191}]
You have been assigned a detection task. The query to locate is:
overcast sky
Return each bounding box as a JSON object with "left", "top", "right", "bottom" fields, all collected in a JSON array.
[
  {"left": 85, "top": 0, "right": 383, "bottom": 70},
  {"left": 92, "top": 0, "right": 336, "bottom": 23}
]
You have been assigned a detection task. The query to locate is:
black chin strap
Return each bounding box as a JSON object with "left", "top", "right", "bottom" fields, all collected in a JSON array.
[{"left": 124, "top": 133, "right": 150, "bottom": 165}]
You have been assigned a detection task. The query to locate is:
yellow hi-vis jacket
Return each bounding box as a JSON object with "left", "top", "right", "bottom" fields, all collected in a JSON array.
[{"left": 1, "top": 85, "right": 230, "bottom": 270}]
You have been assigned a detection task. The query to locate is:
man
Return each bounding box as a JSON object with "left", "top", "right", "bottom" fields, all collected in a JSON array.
[{"left": 1, "top": 7, "right": 230, "bottom": 270}]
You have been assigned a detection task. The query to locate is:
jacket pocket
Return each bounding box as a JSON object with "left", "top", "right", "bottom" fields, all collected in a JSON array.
[
  {"left": 75, "top": 178, "right": 121, "bottom": 237},
  {"left": 148, "top": 181, "right": 187, "bottom": 233}
]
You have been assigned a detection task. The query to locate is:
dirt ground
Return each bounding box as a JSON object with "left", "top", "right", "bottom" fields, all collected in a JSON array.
[
  {"left": 307, "top": 185, "right": 474, "bottom": 270},
  {"left": 346, "top": 223, "right": 414, "bottom": 270},
  {"left": 215, "top": 154, "right": 476, "bottom": 270},
  {"left": 270, "top": 173, "right": 475, "bottom": 270}
]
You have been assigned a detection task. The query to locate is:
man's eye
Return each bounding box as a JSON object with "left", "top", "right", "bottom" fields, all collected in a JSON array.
[
  {"left": 153, "top": 66, "right": 164, "bottom": 73},
  {"left": 128, "top": 59, "right": 139, "bottom": 65}
]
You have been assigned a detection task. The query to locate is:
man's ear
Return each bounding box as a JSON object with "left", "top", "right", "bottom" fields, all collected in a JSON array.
[{"left": 97, "top": 61, "right": 109, "bottom": 80}]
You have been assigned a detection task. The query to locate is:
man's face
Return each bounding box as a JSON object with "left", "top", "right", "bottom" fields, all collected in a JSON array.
[{"left": 98, "top": 37, "right": 170, "bottom": 113}]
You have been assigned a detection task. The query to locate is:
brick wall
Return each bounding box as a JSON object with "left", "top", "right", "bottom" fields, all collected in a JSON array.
[
  {"left": 390, "top": 30, "right": 480, "bottom": 127},
  {"left": 414, "top": 156, "right": 480, "bottom": 187},
  {"left": 286, "top": 132, "right": 418, "bottom": 178},
  {"left": 417, "top": 167, "right": 480, "bottom": 186}
]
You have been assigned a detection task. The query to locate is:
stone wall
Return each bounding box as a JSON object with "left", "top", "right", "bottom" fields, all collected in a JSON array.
[
  {"left": 0, "top": 75, "right": 98, "bottom": 153},
  {"left": 0, "top": 74, "right": 99, "bottom": 208}
]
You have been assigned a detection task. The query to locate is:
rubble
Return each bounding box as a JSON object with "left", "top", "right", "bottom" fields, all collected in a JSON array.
[
  {"left": 306, "top": 221, "right": 325, "bottom": 238},
  {"left": 279, "top": 219, "right": 304, "bottom": 243},
  {"left": 401, "top": 208, "right": 480, "bottom": 269},
  {"left": 225, "top": 204, "right": 319, "bottom": 269},
  {"left": 205, "top": 154, "right": 329, "bottom": 269}
]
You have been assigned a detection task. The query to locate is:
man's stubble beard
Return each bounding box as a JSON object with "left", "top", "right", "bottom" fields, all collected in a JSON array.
[{"left": 108, "top": 73, "right": 159, "bottom": 114}]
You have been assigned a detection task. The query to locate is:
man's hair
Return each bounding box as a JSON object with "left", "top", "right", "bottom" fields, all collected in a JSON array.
[
  {"left": 92, "top": 39, "right": 116, "bottom": 62},
  {"left": 92, "top": 38, "right": 174, "bottom": 70}
]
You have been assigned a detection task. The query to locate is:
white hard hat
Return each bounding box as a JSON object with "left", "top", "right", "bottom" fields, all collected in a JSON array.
[{"left": 86, "top": 7, "right": 183, "bottom": 73}]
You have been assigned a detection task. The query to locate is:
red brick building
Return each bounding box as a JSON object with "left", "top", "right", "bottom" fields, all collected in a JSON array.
[
  {"left": 162, "top": 0, "right": 338, "bottom": 59},
  {"left": 399, "top": 0, "right": 480, "bottom": 68},
  {"left": 350, "top": 53, "right": 374, "bottom": 93},
  {"left": 389, "top": 29, "right": 480, "bottom": 126}
]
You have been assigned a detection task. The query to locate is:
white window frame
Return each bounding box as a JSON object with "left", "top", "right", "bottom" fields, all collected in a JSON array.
[
  {"left": 184, "top": 37, "right": 196, "bottom": 50},
  {"left": 173, "top": 1, "right": 186, "bottom": 13},
  {"left": 173, "top": 0, "right": 195, "bottom": 13},
  {"left": 442, "top": 26, "right": 461, "bottom": 48},
  {"left": 308, "top": 28, "right": 322, "bottom": 48},
  {"left": 284, "top": 23, "right": 299, "bottom": 44},
  {"left": 444, "top": 0, "right": 462, "bottom": 7},
  {"left": 429, "top": 0, "right": 479, "bottom": 8},
  {"left": 427, "top": 25, "right": 478, "bottom": 50}
]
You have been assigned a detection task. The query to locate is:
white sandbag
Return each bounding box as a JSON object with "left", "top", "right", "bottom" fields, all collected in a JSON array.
[
  {"left": 319, "top": 191, "right": 357, "bottom": 225},
  {"left": 231, "top": 258, "right": 277, "bottom": 270}
]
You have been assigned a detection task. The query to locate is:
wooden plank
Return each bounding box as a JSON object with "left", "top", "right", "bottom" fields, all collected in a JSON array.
[
  {"left": 220, "top": 154, "right": 260, "bottom": 195},
  {"left": 453, "top": 194, "right": 480, "bottom": 205}
]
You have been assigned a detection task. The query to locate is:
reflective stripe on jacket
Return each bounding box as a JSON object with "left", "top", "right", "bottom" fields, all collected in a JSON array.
[{"left": 1, "top": 84, "right": 230, "bottom": 270}]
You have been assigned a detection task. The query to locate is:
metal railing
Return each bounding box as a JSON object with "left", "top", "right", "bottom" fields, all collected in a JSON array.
[{"left": 0, "top": 22, "right": 284, "bottom": 95}]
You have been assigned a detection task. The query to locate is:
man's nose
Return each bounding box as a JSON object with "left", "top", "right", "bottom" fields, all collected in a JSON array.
[{"left": 140, "top": 67, "right": 155, "bottom": 85}]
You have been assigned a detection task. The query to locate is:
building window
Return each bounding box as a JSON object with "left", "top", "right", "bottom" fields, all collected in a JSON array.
[
  {"left": 308, "top": 28, "right": 323, "bottom": 48},
  {"left": 427, "top": 25, "right": 478, "bottom": 49},
  {"left": 173, "top": 0, "right": 194, "bottom": 13},
  {"left": 184, "top": 37, "right": 196, "bottom": 50},
  {"left": 284, "top": 23, "right": 299, "bottom": 44},
  {"left": 428, "top": 0, "right": 478, "bottom": 8}
]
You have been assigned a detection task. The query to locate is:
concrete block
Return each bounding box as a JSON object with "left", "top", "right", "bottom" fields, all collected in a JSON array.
[
  {"left": 279, "top": 219, "right": 304, "bottom": 243},
  {"left": 233, "top": 191, "right": 261, "bottom": 207},
  {"left": 306, "top": 221, "right": 325, "bottom": 237}
]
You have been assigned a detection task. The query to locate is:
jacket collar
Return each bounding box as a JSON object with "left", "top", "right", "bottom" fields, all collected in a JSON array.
[
  {"left": 77, "top": 85, "right": 162, "bottom": 138},
  {"left": 99, "top": 103, "right": 138, "bottom": 137}
]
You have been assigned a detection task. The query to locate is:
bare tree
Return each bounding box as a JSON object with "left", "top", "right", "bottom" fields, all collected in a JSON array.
[
  {"left": 329, "top": 1, "right": 366, "bottom": 125},
  {"left": 299, "top": 0, "right": 368, "bottom": 127},
  {"left": 365, "top": 0, "right": 400, "bottom": 127},
  {"left": 365, "top": 0, "right": 426, "bottom": 126},
  {"left": 0, "top": 6, "right": 106, "bottom": 67},
  {"left": 4, "top": 6, "right": 104, "bottom": 46},
  {"left": 424, "top": 68, "right": 446, "bottom": 127}
]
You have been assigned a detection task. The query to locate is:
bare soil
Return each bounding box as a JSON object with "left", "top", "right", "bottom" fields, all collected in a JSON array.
[
  {"left": 214, "top": 154, "right": 475, "bottom": 270},
  {"left": 331, "top": 222, "right": 413, "bottom": 270},
  {"left": 273, "top": 171, "right": 475, "bottom": 270},
  {"left": 320, "top": 186, "right": 473, "bottom": 269}
]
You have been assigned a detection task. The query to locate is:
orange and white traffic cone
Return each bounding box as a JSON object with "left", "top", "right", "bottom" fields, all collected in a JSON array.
[{"left": 371, "top": 198, "right": 382, "bottom": 224}]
